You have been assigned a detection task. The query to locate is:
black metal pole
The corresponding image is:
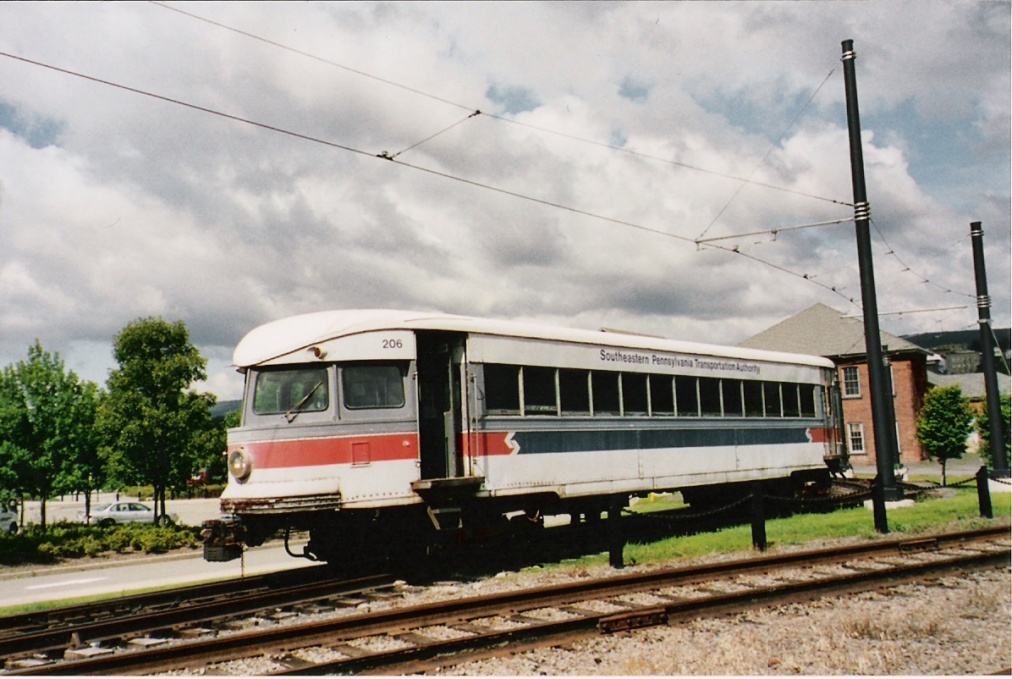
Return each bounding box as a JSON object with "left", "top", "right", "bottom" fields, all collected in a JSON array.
[
  {"left": 841, "top": 40, "right": 902, "bottom": 527},
  {"left": 608, "top": 495, "right": 625, "bottom": 569},
  {"left": 970, "top": 221, "right": 1009, "bottom": 477},
  {"left": 976, "top": 466, "right": 993, "bottom": 519},
  {"left": 750, "top": 482, "right": 767, "bottom": 552}
]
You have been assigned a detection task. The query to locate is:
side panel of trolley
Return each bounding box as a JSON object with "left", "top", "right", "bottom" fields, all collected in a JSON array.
[
  {"left": 465, "top": 333, "right": 832, "bottom": 498},
  {"left": 472, "top": 423, "right": 828, "bottom": 497}
]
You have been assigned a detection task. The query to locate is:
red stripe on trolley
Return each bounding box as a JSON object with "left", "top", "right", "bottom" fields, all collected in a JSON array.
[
  {"left": 232, "top": 433, "right": 418, "bottom": 469},
  {"left": 476, "top": 432, "right": 515, "bottom": 456},
  {"left": 807, "top": 427, "right": 831, "bottom": 443}
]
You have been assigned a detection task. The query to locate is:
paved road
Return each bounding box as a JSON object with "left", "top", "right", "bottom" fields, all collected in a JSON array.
[
  {"left": 0, "top": 541, "right": 317, "bottom": 609},
  {"left": 1, "top": 495, "right": 320, "bottom": 609}
]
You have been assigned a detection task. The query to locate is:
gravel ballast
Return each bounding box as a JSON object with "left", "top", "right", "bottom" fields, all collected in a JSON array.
[{"left": 431, "top": 566, "right": 1011, "bottom": 676}]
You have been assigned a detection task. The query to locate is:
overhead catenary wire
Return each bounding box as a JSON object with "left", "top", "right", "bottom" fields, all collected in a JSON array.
[
  {"left": 154, "top": 0, "right": 939, "bottom": 320},
  {"left": 693, "top": 217, "right": 852, "bottom": 245},
  {"left": 842, "top": 305, "right": 971, "bottom": 319},
  {"left": 702, "top": 241, "right": 860, "bottom": 309},
  {"left": 3, "top": 23, "right": 995, "bottom": 333},
  {"left": 0, "top": 47, "right": 940, "bottom": 324},
  {"left": 149, "top": 0, "right": 852, "bottom": 210},
  {"left": 695, "top": 62, "right": 843, "bottom": 242},
  {"left": 149, "top": 0, "right": 904, "bottom": 313},
  {"left": 380, "top": 110, "right": 482, "bottom": 160},
  {"left": 0, "top": 49, "right": 698, "bottom": 247},
  {"left": 156, "top": 1, "right": 965, "bottom": 313},
  {"left": 869, "top": 217, "right": 976, "bottom": 300}
]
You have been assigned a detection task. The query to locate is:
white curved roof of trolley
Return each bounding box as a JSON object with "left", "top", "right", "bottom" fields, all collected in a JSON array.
[{"left": 233, "top": 309, "right": 834, "bottom": 376}]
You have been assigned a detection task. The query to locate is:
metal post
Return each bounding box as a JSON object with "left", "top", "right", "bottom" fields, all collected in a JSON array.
[
  {"left": 970, "top": 222, "right": 1009, "bottom": 477},
  {"left": 750, "top": 482, "right": 767, "bottom": 551},
  {"left": 841, "top": 40, "right": 902, "bottom": 529},
  {"left": 976, "top": 466, "right": 993, "bottom": 519},
  {"left": 608, "top": 495, "right": 625, "bottom": 569}
]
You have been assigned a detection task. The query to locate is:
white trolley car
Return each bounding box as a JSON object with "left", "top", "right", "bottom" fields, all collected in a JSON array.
[{"left": 203, "top": 309, "right": 842, "bottom": 563}]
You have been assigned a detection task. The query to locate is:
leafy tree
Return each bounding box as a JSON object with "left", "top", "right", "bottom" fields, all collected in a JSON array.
[
  {"left": 0, "top": 342, "right": 101, "bottom": 529},
  {"left": 976, "top": 392, "right": 1011, "bottom": 470},
  {"left": 100, "top": 318, "right": 217, "bottom": 523},
  {"left": 195, "top": 408, "right": 237, "bottom": 486},
  {"left": 55, "top": 379, "right": 105, "bottom": 522},
  {"left": 915, "top": 385, "right": 974, "bottom": 486}
]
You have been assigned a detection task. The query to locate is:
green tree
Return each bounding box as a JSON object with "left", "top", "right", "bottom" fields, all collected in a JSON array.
[
  {"left": 915, "top": 385, "right": 974, "bottom": 486},
  {"left": 55, "top": 379, "right": 105, "bottom": 522},
  {"left": 976, "top": 392, "right": 1011, "bottom": 470},
  {"left": 0, "top": 342, "right": 101, "bottom": 529},
  {"left": 100, "top": 318, "right": 217, "bottom": 523},
  {"left": 196, "top": 408, "right": 236, "bottom": 487}
]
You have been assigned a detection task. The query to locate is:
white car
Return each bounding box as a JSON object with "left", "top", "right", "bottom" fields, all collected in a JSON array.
[
  {"left": 0, "top": 502, "right": 17, "bottom": 535},
  {"left": 78, "top": 502, "right": 179, "bottom": 527}
]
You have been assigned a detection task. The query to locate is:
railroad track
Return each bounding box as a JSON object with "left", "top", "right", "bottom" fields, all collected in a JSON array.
[
  {"left": 0, "top": 563, "right": 338, "bottom": 643},
  {"left": 5, "top": 525, "right": 1007, "bottom": 676},
  {"left": 1, "top": 571, "right": 400, "bottom": 672}
]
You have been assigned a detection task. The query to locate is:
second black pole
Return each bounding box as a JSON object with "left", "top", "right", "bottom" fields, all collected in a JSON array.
[{"left": 970, "top": 221, "right": 1009, "bottom": 477}]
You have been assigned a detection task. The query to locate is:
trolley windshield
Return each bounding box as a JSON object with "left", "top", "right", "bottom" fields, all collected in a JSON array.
[{"left": 252, "top": 366, "right": 329, "bottom": 416}]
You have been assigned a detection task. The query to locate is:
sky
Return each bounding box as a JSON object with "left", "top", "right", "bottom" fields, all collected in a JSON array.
[{"left": 1, "top": 1, "right": 1009, "bottom": 401}]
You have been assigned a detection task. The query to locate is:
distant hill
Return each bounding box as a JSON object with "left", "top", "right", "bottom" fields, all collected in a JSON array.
[
  {"left": 903, "top": 328, "right": 1010, "bottom": 353},
  {"left": 210, "top": 400, "right": 242, "bottom": 420}
]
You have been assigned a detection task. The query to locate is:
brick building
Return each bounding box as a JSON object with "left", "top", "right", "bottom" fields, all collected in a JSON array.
[{"left": 740, "top": 303, "right": 930, "bottom": 467}]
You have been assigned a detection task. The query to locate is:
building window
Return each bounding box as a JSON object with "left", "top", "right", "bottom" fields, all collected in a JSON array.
[
  {"left": 842, "top": 366, "right": 861, "bottom": 397},
  {"left": 847, "top": 422, "right": 866, "bottom": 455}
]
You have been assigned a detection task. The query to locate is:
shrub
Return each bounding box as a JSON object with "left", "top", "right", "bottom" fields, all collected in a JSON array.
[{"left": 0, "top": 523, "right": 201, "bottom": 565}]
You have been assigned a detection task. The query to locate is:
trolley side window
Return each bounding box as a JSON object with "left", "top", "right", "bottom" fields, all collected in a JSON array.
[
  {"left": 698, "top": 377, "right": 722, "bottom": 416},
  {"left": 559, "top": 369, "right": 591, "bottom": 415},
  {"left": 763, "top": 382, "right": 782, "bottom": 417},
  {"left": 591, "top": 372, "right": 621, "bottom": 415},
  {"left": 523, "top": 366, "right": 558, "bottom": 415},
  {"left": 743, "top": 380, "right": 765, "bottom": 417},
  {"left": 483, "top": 364, "right": 521, "bottom": 415},
  {"left": 253, "top": 367, "right": 330, "bottom": 415},
  {"left": 799, "top": 384, "right": 818, "bottom": 418},
  {"left": 622, "top": 373, "right": 648, "bottom": 416},
  {"left": 342, "top": 364, "right": 406, "bottom": 409},
  {"left": 721, "top": 379, "right": 744, "bottom": 417},
  {"left": 649, "top": 375, "right": 675, "bottom": 416},
  {"left": 675, "top": 376, "right": 699, "bottom": 417},
  {"left": 781, "top": 382, "right": 801, "bottom": 417}
]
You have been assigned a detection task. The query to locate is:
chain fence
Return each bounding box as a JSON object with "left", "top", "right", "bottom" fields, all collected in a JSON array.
[
  {"left": 626, "top": 493, "right": 751, "bottom": 523},
  {"left": 628, "top": 479, "right": 874, "bottom": 524},
  {"left": 625, "top": 469, "right": 1005, "bottom": 541}
]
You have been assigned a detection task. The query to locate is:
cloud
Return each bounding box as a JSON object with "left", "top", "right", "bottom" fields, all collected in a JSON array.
[{"left": 0, "top": 2, "right": 1007, "bottom": 400}]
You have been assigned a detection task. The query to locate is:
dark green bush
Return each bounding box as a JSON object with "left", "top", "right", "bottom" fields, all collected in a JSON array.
[{"left": 0, "top": 523, "right": 201, "bottom": 565}]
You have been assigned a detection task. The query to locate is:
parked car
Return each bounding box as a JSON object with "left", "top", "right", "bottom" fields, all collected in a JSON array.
[
  {"left": 77, "top": 502, "right": 179, "bottom": 527},
  {"left": 0, "top": 501, "right": 18, "bottom": 535}
]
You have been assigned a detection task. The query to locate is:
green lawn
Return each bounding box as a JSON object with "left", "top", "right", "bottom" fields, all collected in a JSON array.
[{"left": 563, "top": 486, "right": 1011, "bottom": 568}]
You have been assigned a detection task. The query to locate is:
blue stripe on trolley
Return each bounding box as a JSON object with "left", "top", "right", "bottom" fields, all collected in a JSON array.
[{"left": 510, "top": 427, "right": 811, "bottom": 454}]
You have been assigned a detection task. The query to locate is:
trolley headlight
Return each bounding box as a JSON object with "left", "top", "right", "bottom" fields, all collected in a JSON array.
[{"left": 228, "top": 448, "right": 252, "bottom": 482}]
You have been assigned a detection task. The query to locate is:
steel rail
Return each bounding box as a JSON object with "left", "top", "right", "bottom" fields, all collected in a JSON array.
[
  {"left": 7, "top": 525, "right": 1006, "bottom": 676},
  {"left": 0, "top": 573, "right": 394, "bottom": 659},
  {"left": 0, "top": 563, "right": 333, "bottom": 638}
]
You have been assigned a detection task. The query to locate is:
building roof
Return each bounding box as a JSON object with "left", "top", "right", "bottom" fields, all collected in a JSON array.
[
  {"left": 739, "top": 303, "right": 927, "bottom": 360},
  {"left": 928, "top": 372, "right": 1011, "bottom": 399}
]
